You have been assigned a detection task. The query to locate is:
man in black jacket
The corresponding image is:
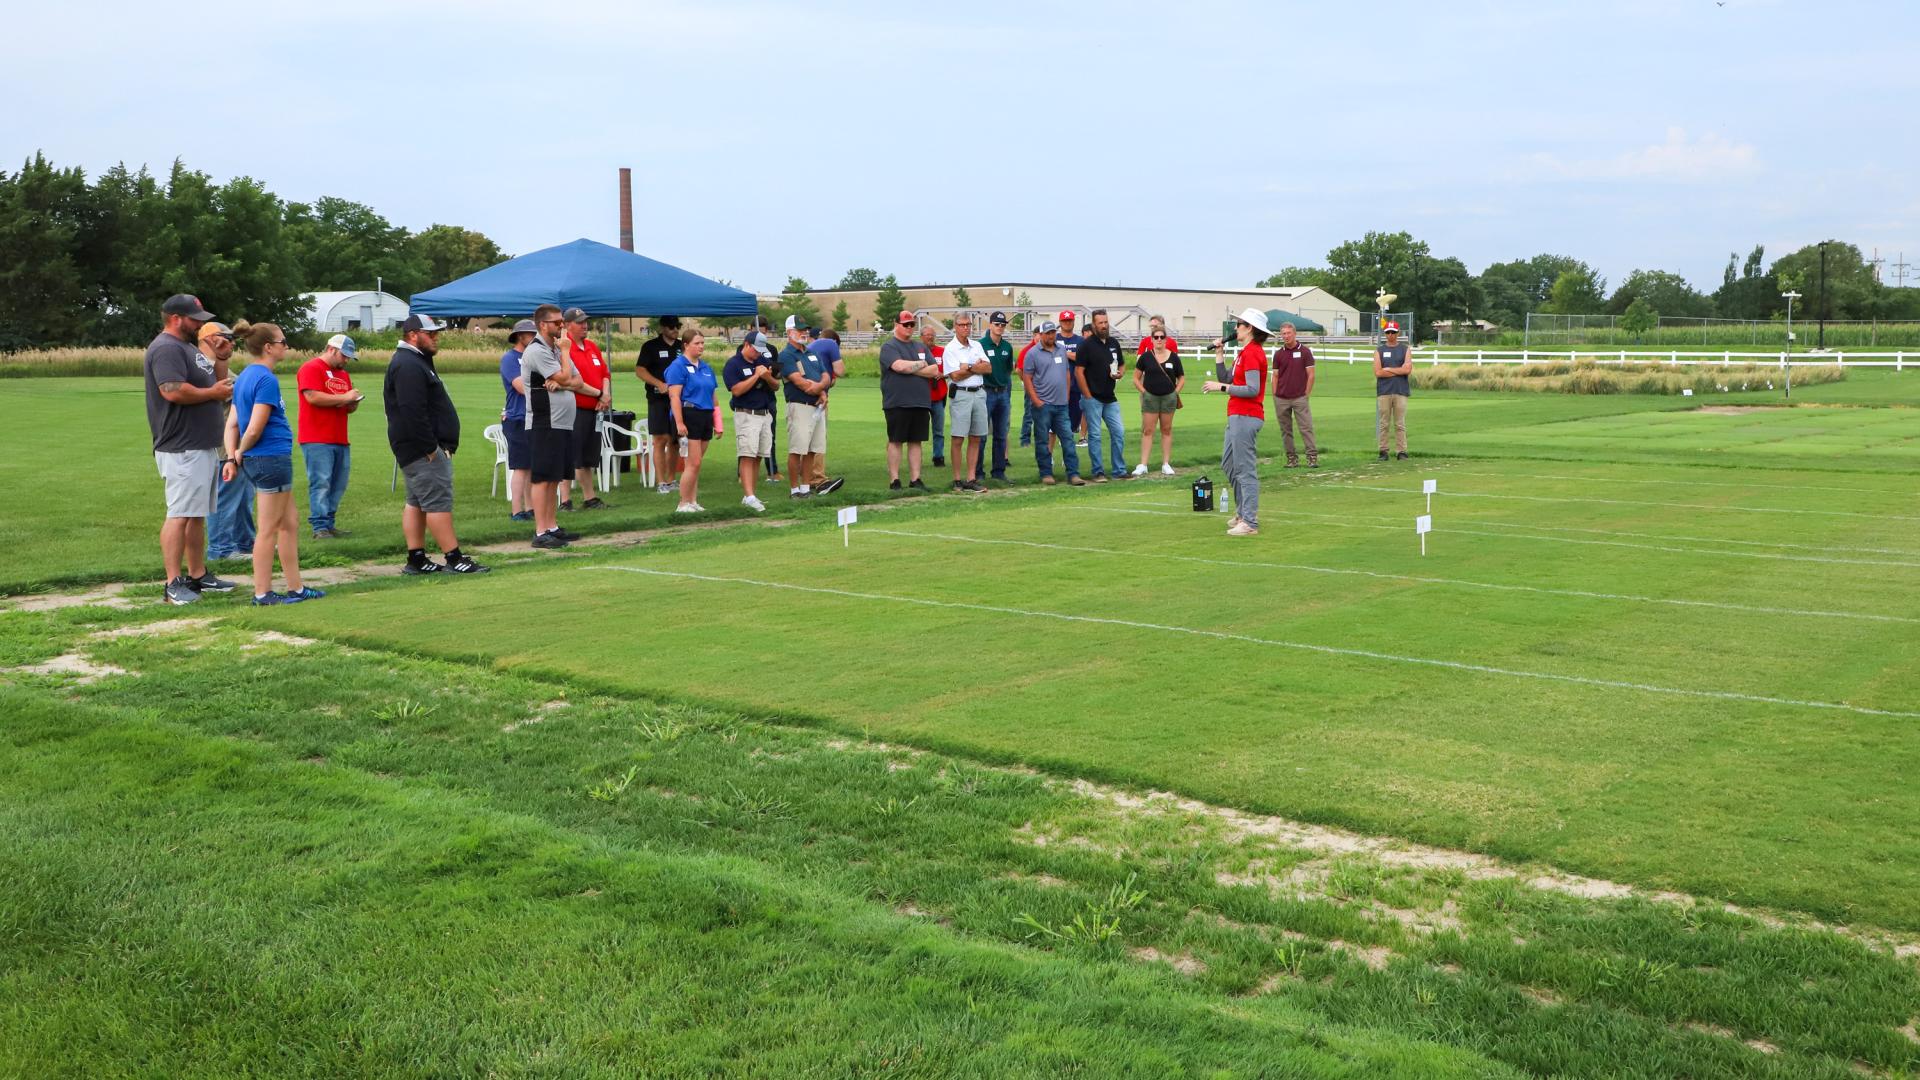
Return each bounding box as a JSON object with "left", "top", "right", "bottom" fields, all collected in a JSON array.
[{"left": 384, "top": 314, "right": 488, "bottom": 574}]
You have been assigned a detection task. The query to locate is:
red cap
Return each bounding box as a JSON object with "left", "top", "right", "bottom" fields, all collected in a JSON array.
[
  {"left": 895, "top": 310, "right": 916, "bottom": 325},
  {"left": 1384, "top": 322, "right": 1401, "bottom": 333},
  {"left": 1058, "top": 310, "right": 1076, "bottom": 321}
]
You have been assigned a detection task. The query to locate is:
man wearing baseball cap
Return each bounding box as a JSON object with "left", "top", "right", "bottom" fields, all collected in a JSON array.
[
  {"left": 977, "top": 312, "right": 1016, "bottom": 483},
  {"left": 779, "top": 316, "right": 831, "bottom": 499},
  {"left": 1020, "top": 321, "right": 1084, "bottom": 485},
  {"left": 298, "top": 334, "right": 364, "bottom": 538},
  {"left": 1057, "top": 309, "right": 1088, "bottom": 450},
  {"left": 197, "top": 322, "right": 255, "bottom": 564},
  {"left": 723, "top": 330, "right": 781, "bottom": 512},
  {"left": 145, "top": 294, "right": 237, "bottom": 604},
  {"left": 562, "top": 308, "right": 614, "bottom": 511},
  {"left": 1373, "top": 322, "right": 1413, "bottom": 461},
  {"left": 878, "top": 309, "right": 940, "bottom": 490},
  {"left": 384, "top": 313, "right": 488, "bottom": 573},
  {"left": 634, "top": 316, "right": 684, "bottom": 495}
]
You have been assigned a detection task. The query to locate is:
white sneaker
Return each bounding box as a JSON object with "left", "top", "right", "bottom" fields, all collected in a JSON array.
[
  {"left": 690, "top": 502, "right": 706, "bottom": 512},
  {"left": 1227, "top": 520, "right": 1258, "bottom": 537},
  {"left": 1131, "top": 463, "right": 1148, "bottom": 477},
  {"left": 674, "top": 503, "right": 699, "bottom": 514},
  {"left": 742, "top": 495, "right": 765, "bottom": 512},
  {"left": 656, "top": 483, "right": 673, "bottom": 495},
  {"left": 1161, "top": 462, "right": 1175, "bottom": 476}
]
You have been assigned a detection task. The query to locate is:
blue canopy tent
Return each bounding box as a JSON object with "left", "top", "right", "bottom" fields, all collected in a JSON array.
[{"left": 409, "top": 238, "right": 757, "bottom": 317}]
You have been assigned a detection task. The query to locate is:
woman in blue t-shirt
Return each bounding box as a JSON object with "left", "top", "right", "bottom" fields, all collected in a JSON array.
[
  {"left": 228, "top": 322, "right": 324, "bottom": 606},
  {"left": 665, "top": 329, "right": 719, "bottom": 513}
]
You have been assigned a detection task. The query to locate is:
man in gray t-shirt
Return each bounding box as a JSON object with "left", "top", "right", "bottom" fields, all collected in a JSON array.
[
  {"left": 877, "top": 310, "right": 940, "bottom": 488},
  {"left": 142, "top": 293, "right": 236, "bottom": 605},
  {"left": 1373, "top": 324, "right": 1412, "bottom": 459},
  {"left": 1020, "top": 322, "right": 1082, "bottom": 484}
]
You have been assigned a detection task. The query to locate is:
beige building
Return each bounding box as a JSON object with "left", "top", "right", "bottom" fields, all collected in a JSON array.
[{"left": 800, "top": 282, "right": 1362, "bottom": 338}]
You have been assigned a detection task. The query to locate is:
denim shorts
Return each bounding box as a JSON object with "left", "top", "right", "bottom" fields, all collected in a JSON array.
[{"left": 242, "top": 454, "right": 294, "bottom": 495}]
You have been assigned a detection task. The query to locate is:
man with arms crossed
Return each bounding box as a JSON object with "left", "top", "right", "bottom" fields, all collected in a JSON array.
[
  {"left": 780, "top": 317, "right": 830, "bottom": 499},
  {"left": 523, "top": 305, "right": 584, "bottom": 549},
  {"left": 145, "top": 294, "right": 236, "bottom": 604},
  {"left": 878, "top": 310, "right": 940, "bottom": 490},
  {"left": 634, "top": 316, "right": 683, "bottom": 494},
  {"left": 942, "top": 312, "right": 990, "bottom": 491},
  {"left": 1021, "top": 321, "right": 1084, "bottom": 486},
  {"left": 724, "top": 331, "right": 780, "bottom": 512},
  {"left": 1374, "top": 322, "right": 1412, "bottom": 460}
]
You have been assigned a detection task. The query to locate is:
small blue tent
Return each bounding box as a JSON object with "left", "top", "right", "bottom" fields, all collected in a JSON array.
[{"left": 409, "top": 238, "right": 757, "bottom": 317}]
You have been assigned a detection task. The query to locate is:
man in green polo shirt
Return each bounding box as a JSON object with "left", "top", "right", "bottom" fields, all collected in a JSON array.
[{"left": 977, "top": 310, "right": 1016, "bottom": 482}]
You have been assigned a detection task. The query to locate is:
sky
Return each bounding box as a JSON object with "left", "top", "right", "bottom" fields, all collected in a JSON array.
[{"left": 8, "top": 0, "right": 1919, "bottom": 297}]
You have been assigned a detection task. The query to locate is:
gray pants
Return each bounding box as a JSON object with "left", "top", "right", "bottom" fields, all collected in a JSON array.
[{"left": 1222, "top": 414, "right": 1263, "bottom": 527}]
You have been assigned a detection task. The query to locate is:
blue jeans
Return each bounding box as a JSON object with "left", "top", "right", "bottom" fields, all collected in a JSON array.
[
  {"left": 1019, "top": 390, "right": 1035, "bottom": 446},
  {"left": 207, "top": 461, "right": 255, "bottom": 559},
  {"left": 981, "top": 388, "right": 1012, "bottom": 479},
  {"left": 303, "top": 443, "right": 351, "bottom": 531},
  {"left": 930, "top": 398, "right": 946, "bottom": 460},
  {"left": 1082, "top": 399, "right": 1127, "bottom": 477},
  {"left": 1032, "top": 402, "right": 1080, "bottom": 479}
]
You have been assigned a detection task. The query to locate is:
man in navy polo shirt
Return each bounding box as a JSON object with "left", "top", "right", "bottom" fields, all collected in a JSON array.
[
  {"left": 1057, "top": 309, "right": 1087, "bottom": 448},
  {"left": 781, "top": 320, "right": 836, "bottom": 498},
  {"left": 805, "top": 327, "right": 846, "bottom": 493},
  {"left": 977, "top": 311, "right": 1016, "bottom": 483},
  {"left": 724, "top": 331, "right": 780, "bottom": 512}
]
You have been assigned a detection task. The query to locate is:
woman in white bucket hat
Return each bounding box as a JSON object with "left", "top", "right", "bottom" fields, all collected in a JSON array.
[{"left": 1201, "top": 308, "right": 1271, "bottom": 536}]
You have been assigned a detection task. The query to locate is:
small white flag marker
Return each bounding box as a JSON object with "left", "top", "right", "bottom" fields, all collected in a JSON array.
[
  {"left": 837, "top": 505, "right": 858, "bottom": 546},
  {"left": 1682, "top": 387, "right": 1694, "bottom": 397},
  {"left": 1416, "top": 514, "right": 1432, "bottom": 556},
  {"left": 1422, "top": 478, "right": 1437, "bottom": 512}
]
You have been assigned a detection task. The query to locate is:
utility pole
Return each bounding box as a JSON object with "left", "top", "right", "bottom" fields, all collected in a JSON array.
[
  {"left": 1782, "top": 290, "right": 1800, "bottom": 350},
  {"left": 1817, "top": 241, "right": 1830, "bottom": 350},
  {"left": 1893, "top": 252, "right": 1913, "bottom": 289},
  {"left": 1868, "top": 247, "right": 1884, "bottom": 284}
]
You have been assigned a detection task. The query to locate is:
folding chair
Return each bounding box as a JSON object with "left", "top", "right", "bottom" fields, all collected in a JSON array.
[
  {"left": 598, "top": 415, "right": 652, "bottom": 492},
  {"left": 482, "top": 423, "right": 509, "bottom": 499}
]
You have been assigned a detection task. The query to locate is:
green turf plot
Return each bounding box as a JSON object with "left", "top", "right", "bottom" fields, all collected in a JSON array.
[{"left": 263, "top": 462, "right": 1920, "bottom": 929}]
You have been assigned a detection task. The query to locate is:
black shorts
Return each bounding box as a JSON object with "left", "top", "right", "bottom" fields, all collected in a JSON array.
[
  {"left": 682, "top": 408, "right": 715, "bottom": 442},
  {"left": 503, "top": 422, "right": 531, "bottom": 470},
  {"left": 572, "top": 409, "right": 601, "bottom": 467},
  {"left": 884, "top": 406, "right": 931, "bottom": 444},
  {"left": 646, "top": 395, "right": 675, "bottom": 436},
  {"left": 530, "top": 426, "right": 574, "bottom": 483}
]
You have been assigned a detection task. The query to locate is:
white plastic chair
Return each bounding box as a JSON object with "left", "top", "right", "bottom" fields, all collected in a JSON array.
[
  {"left": 598, "top": 415, "right": 652, "bottom": 491},
  {"left": 482, "top": 423, "right": 510, "bottom": 499}
]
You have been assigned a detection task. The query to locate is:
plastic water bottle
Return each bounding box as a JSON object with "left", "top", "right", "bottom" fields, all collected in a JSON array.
[{"left": 1220, "top": 486, "right": 1231, "bottom": 514}]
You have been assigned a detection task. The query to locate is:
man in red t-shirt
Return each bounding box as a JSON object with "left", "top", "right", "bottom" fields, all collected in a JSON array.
[
  {"left": 297, "top": 334, "right": 364, "bottom": 538},
  {"left": 1134, "top": 314, "right": 1181, "bottom": 357},
  {"left": 918, "top": 320, "right": 948, "bottom": 466},
  {"left": 563, "top": 308, "right": 613, "bottom": 510}
]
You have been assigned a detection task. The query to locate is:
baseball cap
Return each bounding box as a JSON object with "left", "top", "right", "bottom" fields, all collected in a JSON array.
[
  {"left": 196, "top": 321, "right": 234, "bottom": 342},
  {"left": 399, "top": 314, "right": 448, "bottom": 334},
  {"left": 162, "top": 294, "right": 216, "bottom": 321},
  {"left": 509, "top": 319, "right": 537, "bottom": 336},
  {"left": 562, "top": 307, "right": 590, "bottom": 324},
  {"left": 784, "top": 314, "right": 811, "bottom": 332},
  {"left": 894, "top": 310, "right": 917, "bottom": 326},
  {"left": 988, "top": 311, "right": 1008, "bottom": 325},
  {"left": 740, "top": 331, "right": 770, "bottom": 358},
  {"left": 656, "top": 315, "right": 682, "bottom": 329},
  {"left": 326, "top": 333, "right": 358, "bottom": 359},
  {"left": 1037, "top": 321, "right": 1060, "bottom": 334},
  {"left": 1057, "top": 310, "right": 1077, "bottom": 321},
  {"left": 1384, "top": 322, "right": 1401, "bottom": 333}
]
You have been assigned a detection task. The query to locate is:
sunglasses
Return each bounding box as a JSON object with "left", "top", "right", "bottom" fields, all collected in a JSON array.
[
  {"left": 270, "top": 339, "right": 289, "bottom": 346},
  {"left": 539, "top": 319, "right": 563, "bottom": 327},
  {"left": 1150, "top": 333, "right": 1166, "bottom": 339}
]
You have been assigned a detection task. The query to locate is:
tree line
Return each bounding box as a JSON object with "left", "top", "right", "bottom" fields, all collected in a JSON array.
[
  {"left": 0, "top": 153, "right": 507, "bottom": 351},
  {"left": 1255, "top": 232, "right": 1920, "bottom": 340}
]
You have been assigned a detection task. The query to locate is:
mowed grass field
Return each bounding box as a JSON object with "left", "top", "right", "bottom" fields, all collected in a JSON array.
[{"left": 4, "top": 359, "right": 1920, "bottom": 1076}]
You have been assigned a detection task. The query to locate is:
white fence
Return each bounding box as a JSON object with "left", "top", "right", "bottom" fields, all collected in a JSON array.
[{"left": 1305, "top": 347, "right": 1913, "bottom": 370}]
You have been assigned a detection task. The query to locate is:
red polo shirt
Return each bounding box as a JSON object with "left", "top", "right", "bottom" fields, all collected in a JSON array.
[
  {"left": 1135, "top": 337, "right": 1180, "bottom": 356},
  {"left": 1227, "top": 343, "right": 1266, "bottom": 420},
  {"left": 570, "top": 337, "right": 608, "bottom": 411},
  {"left": 295, "top": 356, "right": 354, "bottom": 444},
  {"left": 1271, "top": 342, "right": 1315, "bottom": 399},
  {"left": 926, "top": 342, "right": 947, "bottom": 401}
]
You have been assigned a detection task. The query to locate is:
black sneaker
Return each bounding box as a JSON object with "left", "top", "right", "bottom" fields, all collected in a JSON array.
[
  {"left": 510, "top": 510, "right": 534, "bottom": 521},
  {"left": 191, "top": 572, "right": 237, "bottom": 593},
  {"left": 555, "top": 526, "right": 582, "bottom": 542},
  {"left": 790, "top": 489, "right": 813, "bottom": 499},
  {"left": 1396, "top": 452, "right": 1409, "bottom": 461},
  {"left": 816, "top": 477, "right": 845, "bottom": 495},
  {"left": 401, "top": 560, "right": 444, "bottom": 576},
  {"left": 328, "top": 527, "right": 353, "bottom": 537},
  {"left": 889, "top": 479, "right": 902, "bottom": 490},
  {"left": 908, "top": 479, "right": 928, "bottom": 492},
  {"left": 964, "top": 479, "right": 987, "bottom": 492},
  {"left": 558, "top": 500, "right": 576, "bottom": 512},
  {"left": 446, "top": 553, "right": 491, "bottom": 573},
  {"left": 932, "top": 458, "right": 945, "bottom": 467},
  {"left": 532, "top": 532, "right": 569, "bottom": 549},
  {"left": 312, "top": 528, "right": 337, "bottom": 539},
  {"left": 582, "top": 497, "right": 611, "bottom": 510},
  {"left": 951, "top": 480, "right": 967, "bottom": 491},
  {"left": 1378, "top": 450, "right": 1389, "bottom": 461}
]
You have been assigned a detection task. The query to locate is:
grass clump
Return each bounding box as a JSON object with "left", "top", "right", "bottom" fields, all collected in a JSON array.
[{"left": 1414, "top": 359, "right": 1846, "bottom": 395}]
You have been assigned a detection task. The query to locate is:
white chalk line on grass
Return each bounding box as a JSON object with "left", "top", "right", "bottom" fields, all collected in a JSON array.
[
  {"left": 862, "top": 528, "right": 1920, "bottom": 625},
  {"left": 1442, "top": 469, "right": 1914, "bottom": 497},
  {"left": 589, "top": 566, "right": 1920, "bottom": 720},
  {"left": 1329, "top": 483, "right": 1920, "bottom": 523},
  {"left": 1075, "top": 505, "right": 1920, "bottom": 569}
]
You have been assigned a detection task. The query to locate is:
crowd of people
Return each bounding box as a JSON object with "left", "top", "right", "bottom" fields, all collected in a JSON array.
[{"left": 142, "top": 294, "right": 1418, "bottom": 602}]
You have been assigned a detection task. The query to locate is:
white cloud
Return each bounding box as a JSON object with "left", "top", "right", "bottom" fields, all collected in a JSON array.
[{"left": 1524, "top": 128, "right": 1760, "bottom": 183}]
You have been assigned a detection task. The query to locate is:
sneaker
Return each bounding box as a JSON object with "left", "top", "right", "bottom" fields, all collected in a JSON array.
[
  {"left": 532, "top": 532, "right": 569, "bottom": 549},
  {"left": 1378, "top": 450, "right": 1390, "bottom": 461},
  {"left": 963, "top": 479, "right": 987, "bottom": 492},
  {"left": 1131, "top": 464, "right": 1148, "bottom": 477},
  {"left": 674, "top": 503, "right": 701, "bottom": 514},
  {"left": 742, "top": 495, "right": 766, "bottom": 512},
  {"left": 1067, "top": 476, "right": 1087, "bottom": 487},
  {"left": 791, "top": 489, "right": 813, "bottom": 499},
  {"left": 559, "top": 500, "right": 576, "bottom": 512},
  {"left": 908, "top": 479, "right": 928, "bottom": 492},
  {"left": 1160, "top": 463, "right": 1175, "bottom": 476},
  {"left": 1075, "top": 439, "right": 1088, "bottom": 448},
  {"left": 554, "top": 526, "right": 582, "bottom": 541},
  {"left": 817, "top": 477, "right": 845, "bottom": 495},
  {"left": 656, "top": 483, "right": 674, "bottom": 495},
  {"left": 286, "top": 586, "right": 326, "bottom": 601},
  {"left": 510, "top": 510, "right": 534, "bottom": 522},
  {"left": 1285, "top": 461, "right": 1300, "bottom": 469},
  {"left": 1090, "top": 474, "right": 1109, "bottom": 484},
  {"left": 163, "top": 577, "right": 202, "bottom": 606},
  {"left": 1397, "top": 452, "right": 1409, "bottom": 461},
  {"left": 1308, "top": 461, "right": 1319, "bottom": 469},
  {"left": 582, "top": 497, "right": 611, "bottom": 510},
  {"left": 328, "top": 527, "right": 353, "bottom": 538},
  {"left": 889, "top": 479, "right": 902, "bottom": 490},
  {"left": 312, "top": 527, "right": 337, "bottom": 539},
  {"left": 191, "top": 572, "right": 236, "bottom": 594},
  {"left": 251, "top": 591, "right": 295, "bottom": 606},
  {"left": 446, "top": 554, "right": 490, "bottom": 574},
  {"left": 1226, "top": 520, "right": 1259, "bottom": 537},
  {"left": 401, "top": 560, "right": 445, "bottom": 576},
  {"left": 690, "top": 502, "right": 706, "bottom": 512},
  {"left": 932, "top": 458, "right": 945, "bottom": 467}
]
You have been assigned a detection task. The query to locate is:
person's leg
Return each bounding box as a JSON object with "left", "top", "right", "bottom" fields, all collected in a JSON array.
[
  {"left": 160, "top": 518, "right": 187, "bottom": 583},
  {"left": 966, "top": 435, "right": 983, "bottom": 481},
  {"left": 182, "top": 518, "right": 207, "bottom": 580},
  {"left": 1159, "top": 413, "right": 1175, "bottom": 467},
  {"left": 532, "top": 481, "right": 557, "bottom": 534},
  {"left": 737, "top": 454, "right": 758, "bottom": 499},
  {"left": 304, "top": 445, "right": 332, "bottom": 532},
  {"left": 681, "top": 441, "right": 705, "bottom": 505},
  {"left": 886, "top": 441, "right": 903, "bottom": 483},
  {"left": 424, "top": 512, "right": 458, "bottom": 553},
  {"left": 1019, "top": 391, "right": 1034, "bottom": 447},
  {"left": 1138, "top": 408, "right": 1154, "bottom": 472},
  {"left": 1298, "top": 401, "right": 1318, "bottom": 465},
  {"left": 950, "top": 433, "right": 966, "bottom": 483},
  {"left": 1049, "top": 405, "right": 1080, "bottom": 478},
  {"left": 986, "top": 389, "right": 1009, "bottom": 478},
  {"left": 403, "top": 503, "right": 426, "bottom": 549},
  {"left": 1104, "top": 401, "right": 1127, "bottom": 474},
  {"left": 332, "top": 445, "right": 351, "bottom": 525},
  {"left": 1278, "top": 401, "right": 1298, "bottom": 464},
  {"left": 277, "top": 493, "right": 303, "bottom": 593},
  {"left": 1393, "top": 396, "right": 1408, "bottom": 453},
  {"left": 510, "top": 469, "right": 530, "bottom": 514},
  {"left": 907, "top": 440, "right": 923, "bottom": 483},
  {"left": 1233, "top": 418, "right": 1262, "bottom": 528},
  {"left": 252, "top": 489, "right": 283, "bottom": 596},
  {"left": 930, "top": 400, "right": 946, "bottom": 465},
  {"left": 1032, "top": 407, "right": 1053, "bottom": 477},
  {"left": 1083, "top": 400, "right": 1107, "bottom": 476},
  {"left": 1376, "top": 397, "right": 1390, "bottom": 453}
]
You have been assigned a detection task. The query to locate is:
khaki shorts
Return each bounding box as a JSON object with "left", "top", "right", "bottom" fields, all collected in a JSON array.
[
  {"left": 1140, "top": 390, "right": 1180, "bottom": 414},
  {"left": 155, "top": 448, "right": 219, "bottom": 518},
  {"left": 786, "top": 402, "right": 826, "bottom": 455},
  {"left": 734, "top": 410, "right": 774, "bottom": 459},
  {"left": 948, "top": 389, "right": 989, "bottom": 437}
]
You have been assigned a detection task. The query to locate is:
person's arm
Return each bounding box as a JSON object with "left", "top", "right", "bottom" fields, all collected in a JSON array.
[
  {"left": 727, "top": 366, "right": 760, "bottom": 396},
  {"left": 390, "top": 362, "right": 438, "bottom": 458},
  {"left": 1022, "top": 368, "right": 1041, "bottom": 407},
  {"left": 1226, "top": 366, "right": 1264, "bottom": 398},
  {"left": 1073, "top": 360, "right": 1091, "bottom": 398},
  {"left": 300, "top": 388, "right": 358, "bottom": 408},
  {"left": 221, "top": 410, "right": 240, "bottom": 481},
  {"left": 669, "top": 385, "right": 687, "bottom": 435},
  {"left": 156, "top": 352, "right": 233, "bottom": 405},
  {"left": 635, "top": 364, "right": 669, "bottom": 393},
  {"left": 1303, "top": 354, "right": 1316, "bottom": 396},
  {"left": 236, "top": 402, "right": 273, "bottom": 454},
  {"left": 1373, "top": 349, "right": 1390, "bottom": 378},
  {"left": 1131, "top": 363, "right": 1146, "bottom": 395}
]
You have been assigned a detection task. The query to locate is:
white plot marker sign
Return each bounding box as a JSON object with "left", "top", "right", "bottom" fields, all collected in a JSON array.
[
  {"left": 837, "top": 505, "right": 859, "bottom": 547},
  {"left": 1416, "top": 514, "right": 1432, "bottom": 556},
  {"left": 1422, "top": 478, "right": 1438, "bottom": 513}
]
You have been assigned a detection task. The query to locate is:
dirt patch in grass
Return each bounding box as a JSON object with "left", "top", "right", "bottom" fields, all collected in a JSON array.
[
  {"left": 501, "top": 699, "right": 570, "bottom": 733},
  {"left": 88, "top": 617, "right": 215, "bottom": 640},
  {"left": 1327, "top": 940, "right": 1395, "bottom": 972},
  {"left": 1694, "top": 405, "right": 1784, "bottom": 416},
  {"left": 5, "top": 653, "right": 130, "bottom": 684},
  {"left": 1003, "top": 871, "right": 1070, "bottom": 889},
  {"left": 1520, "top": 986, "right": 1563, "bottom": 1007},
  {"left": 244, "top": 631, "right": 318, "bottom": 650},
  {"left": 1132, "top": 946, "right": 1207, "bottom": 976},
  {"left": 6, "top": 585, "right": 139, "bottom": 612}
]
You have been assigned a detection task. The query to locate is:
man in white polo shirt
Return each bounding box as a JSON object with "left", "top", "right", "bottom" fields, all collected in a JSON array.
[{"left": 942, "top": 313, "right": 990, "bottom": 492}]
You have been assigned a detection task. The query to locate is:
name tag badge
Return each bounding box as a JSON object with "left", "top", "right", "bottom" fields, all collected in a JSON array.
[
  {"left": 1054, "top": 356, "right": 1064, "bottom": 364},
  {"left": 659, "top": 350, "right": 668, "bottom": 357},
  {"left": 1293, "top": 351, "right": 1301, "bottom": 359},
  {"left": 917, "top": 352, "right": 926, "bottom": 360}
]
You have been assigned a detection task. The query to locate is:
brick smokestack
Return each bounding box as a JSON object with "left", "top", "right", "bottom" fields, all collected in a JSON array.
[{"left": 618, "top": 168, "right": 634, "bottom": 252}]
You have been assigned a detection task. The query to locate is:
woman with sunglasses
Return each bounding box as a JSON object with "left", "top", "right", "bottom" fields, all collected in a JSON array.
[
  {"left": 1200, "top": 308, "right": 1270, "bottom": 537},
  {"left": 227, "top": 322, "right": 324, "bottom": 604},
  {"left": 1132, "top": 326, "right": 1184, "bottom": 476},
  {"left": 667, "top": 329, "right": 719, "bottom": 512}
]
